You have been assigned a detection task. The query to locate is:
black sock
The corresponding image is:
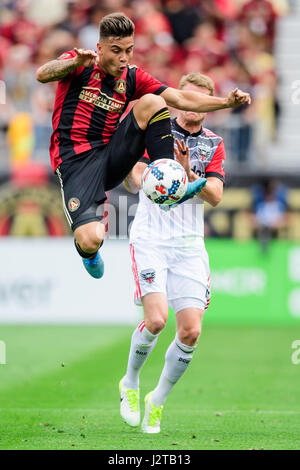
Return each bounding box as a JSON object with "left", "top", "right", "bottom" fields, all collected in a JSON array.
[
  {"left": 74, "top": 239, "right": 103, "bottom": 260},
  {"left": 145, "top": 107, "right": 174, "bottom": 161}
]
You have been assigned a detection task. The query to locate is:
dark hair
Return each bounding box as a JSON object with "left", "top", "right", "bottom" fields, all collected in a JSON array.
[{"left": 99, "top": 12, "right": 135, "bottom": 40}]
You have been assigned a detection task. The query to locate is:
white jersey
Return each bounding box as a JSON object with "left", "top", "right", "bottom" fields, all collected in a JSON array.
[
  {"left": 129, "top": 119, "right": 226, "bottom": 248},
  {"left": 130, "top": 190, "right": 205, "bottom": 248}
]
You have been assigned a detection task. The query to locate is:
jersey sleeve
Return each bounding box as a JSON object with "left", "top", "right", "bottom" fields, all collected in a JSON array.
[
  {"left": 132, "top": 67, "right": 168, "bottom": 101},
  {"left": 139, "top": 149, "right": 151, "bottom": 165},
  {"left": 56, "top": 50, "right": 84, "bottom": 78},
  {"left": 205, "top": 140, "right": 226, "bottom": 182}
]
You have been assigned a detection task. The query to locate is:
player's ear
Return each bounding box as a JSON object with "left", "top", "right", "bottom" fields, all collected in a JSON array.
[{"left": 97, "top": 42, "right": 102, "bottom": 55}]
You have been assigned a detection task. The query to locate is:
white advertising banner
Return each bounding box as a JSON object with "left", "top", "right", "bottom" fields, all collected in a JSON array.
[{"left": 0, "top": 238, "right": 141, "bottom": 324}]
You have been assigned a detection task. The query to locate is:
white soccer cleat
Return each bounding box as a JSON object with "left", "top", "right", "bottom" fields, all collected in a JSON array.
[
  {"left": 141, "top": 391, "right": 163, "bottom": 434},
  {"left": 119, "top": 377, "right": 140, "bottom": 427}
]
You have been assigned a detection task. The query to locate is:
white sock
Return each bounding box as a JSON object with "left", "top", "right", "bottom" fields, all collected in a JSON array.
[
  {"left": 151, "top": 334, "right": 196, "bottom": 407},
  {"left": 123, "top": 321, "right": 158, "bottom": 390}
]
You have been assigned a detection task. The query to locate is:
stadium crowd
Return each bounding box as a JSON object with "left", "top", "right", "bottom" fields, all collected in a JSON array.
[{"left": 0, "top": 0, "right": 289, "bottom": 169}]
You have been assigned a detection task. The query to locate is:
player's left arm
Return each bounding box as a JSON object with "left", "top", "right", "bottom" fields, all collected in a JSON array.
[
  {"left": 192, "top": 176, "right": 223, "bottom": 207},
  {"left": 123, "top": 162, "right": 147, "bottom": 194},
  {"left": 161, "top": 87, "right": 251, "bottom": 112},
  {"left": 174, "top": 137, "right": 224, "bottom": 207}
]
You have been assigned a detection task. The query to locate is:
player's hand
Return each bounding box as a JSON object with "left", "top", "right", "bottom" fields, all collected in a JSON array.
[
  {"left": 74, "top": 48, "right": 97, "bottom": 68},
  {"left": 174, "top": 138, "right": 191, "bottom": 178},
  {"left": 159, "top": 178, "right": 207, "bottom": 211},
  {"left": 226, "top": 88, "right": 251, "bottom": 108},
  {"left": 183, "top": 178, "right": 207, "bottom": 200}
]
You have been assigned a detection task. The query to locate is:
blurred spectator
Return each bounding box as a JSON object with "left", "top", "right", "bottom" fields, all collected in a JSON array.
[
  {"left": 185, "top": 21, "right": 229, "bottom": 73},
  {"left": 134, "top": 0, "right": 174, "bottom": 48},
  {"left": 1, "top": 0, "right": 44, "bottom": 56},
  {"left": 58, "top": 2, "right": 89, "bottom": 36},
  {"left": 26, "top": 0, "right": 67, "bottom": 27},
  {"left": 36, "top": 29, "right": 78, "bottom": 65},
  {"left": 3, "top": 44, "right": 36, "bottom": 112},
  {"left": 0, "top": 0, "right": 287, "bottom": 169},
  {"left": 221, "top": 58, "right": 255, "bottom": 163},
  {"left": 251, "top": 180, "right": 289, "bottom": 252},
  {"left": 163, "top": 0, "right": 200, "bottom": 45},
  {"left": 79, "top": 6, "right": 106, "bottom": 50},
  {"left": 31, "top": 82, "right": 55, "bottom": 161},
  {"left": 238, "top": 0, "right": 277, "bottom": 52}
]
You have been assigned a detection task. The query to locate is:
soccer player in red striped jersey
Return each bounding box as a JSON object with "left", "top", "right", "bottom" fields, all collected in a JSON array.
[{"left": 37, "top": 12, "right": 250, "bottom": 279}]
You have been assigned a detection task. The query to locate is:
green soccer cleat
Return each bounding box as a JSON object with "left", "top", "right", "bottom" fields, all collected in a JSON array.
[
  {"left": 141, "top": 391, "right": 163, "bottom": 434},
  {"left": 119, "top": 377, "right": 140, "bottom": 427}
]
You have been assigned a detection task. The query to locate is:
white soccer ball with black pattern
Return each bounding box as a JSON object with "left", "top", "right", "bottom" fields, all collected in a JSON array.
[{"left": 142, "top": 158, "right": 188, "bottom": 205}]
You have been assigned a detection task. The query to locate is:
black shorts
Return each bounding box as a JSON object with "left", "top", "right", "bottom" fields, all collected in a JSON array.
[{"left": 56, "top": 110, "right": 146, "bottom": 231}]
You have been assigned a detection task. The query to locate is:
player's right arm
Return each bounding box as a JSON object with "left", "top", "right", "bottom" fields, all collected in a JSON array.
[
  {"left": 123, "top": 162, "right": 147, "bottom": 194},
  {"left": 36, "top": 48, "right": 97, "bottom": 83},
  {"left": 161, "top": 87, "right": 251, "bottom": 112}
]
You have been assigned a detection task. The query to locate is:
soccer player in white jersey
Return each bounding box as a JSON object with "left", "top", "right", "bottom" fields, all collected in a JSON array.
[{"left": 120, "top": 73, "right": 226, "bottom": 433}]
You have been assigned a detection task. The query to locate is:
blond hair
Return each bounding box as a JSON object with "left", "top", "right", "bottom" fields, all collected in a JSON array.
[{"left": 179, "top": 72, "right": 215, "bottom": 96}]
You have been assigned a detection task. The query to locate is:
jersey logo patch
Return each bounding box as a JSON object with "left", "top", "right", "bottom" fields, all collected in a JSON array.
[
  {"left": 141, "top": 269, "right": 156, "bottom": 284},
  {"left": 197, "top": 143, "right": 211, "bottom": 161},
  {"left": 68, "top": 197, "right": 80, "bottom": 212},
  {"left": 114, "top": 79, "right": 126, "bottom": 94},
  {"left": 93, "top": 73, "right": 101, "bottom": 81}
]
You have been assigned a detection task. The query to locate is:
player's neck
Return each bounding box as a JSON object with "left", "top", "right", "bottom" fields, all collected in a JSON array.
[
  {"left": 176, "top": 116, "right": 203, "bottom": 135},
  {"left": 96, "top": 58, "right": 111, "bottom": 76}
]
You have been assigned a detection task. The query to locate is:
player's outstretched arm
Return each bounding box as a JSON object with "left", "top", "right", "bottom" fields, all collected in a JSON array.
[
  {"left": 161, "top": 87, "right": 251, "bottom": 113},
  {"left": 123, "top": 162, "right": 147, "bottom": 194},
  {"left": 36, "top": 48, "right": 97, "bottom": 83}
]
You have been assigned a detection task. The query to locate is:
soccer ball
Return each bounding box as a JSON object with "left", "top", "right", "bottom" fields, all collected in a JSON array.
[{"left": 142, "top": 158, "right": 188, "bottom": 205}]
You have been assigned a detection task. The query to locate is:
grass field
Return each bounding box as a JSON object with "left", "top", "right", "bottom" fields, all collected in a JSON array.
[{"left": 0, "top": 323, "right": 300, "bottom": 450}]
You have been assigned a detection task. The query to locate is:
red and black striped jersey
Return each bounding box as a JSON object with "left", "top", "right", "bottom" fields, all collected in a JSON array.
[
  {"left": 140, "top": 118, "right": 226, "bottom": 182},
  {"left": 49, "top": 50, "right": 167, "bottom": 172}
]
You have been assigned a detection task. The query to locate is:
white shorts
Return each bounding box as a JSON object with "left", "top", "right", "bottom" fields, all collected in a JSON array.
[{"left": 129, "top": 241, "right": 211, "bottom": 313}]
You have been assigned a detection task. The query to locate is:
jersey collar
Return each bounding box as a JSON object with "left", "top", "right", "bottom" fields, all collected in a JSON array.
[
  {"left": 94, "top": 62, "right": 127, "bottom": 81},
  {"left": 172, "top": 118, "right": 203, "bottom": 137}
]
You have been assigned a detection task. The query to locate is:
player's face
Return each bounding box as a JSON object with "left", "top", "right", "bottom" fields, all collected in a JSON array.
[
  {"left": 179, "top": 83, "right": 212, "bottom": 125},
  {"left": 97, "top": 36, "right": 134, "bottom": 77}
]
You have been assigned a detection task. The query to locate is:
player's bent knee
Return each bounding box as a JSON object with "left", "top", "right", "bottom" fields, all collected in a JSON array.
[
  {"left": 146, "top": 316, "right": 166, "bottom": 335},
  {"left": 137, "top": 94, "right": 166, "bottom": 117},
  {"left": 178, "top": 328, "right": 201, "bottom": 346},
  {"left": 75, "top": 232, "right": 101, "bottom": 254},
  {"left": 140, "top": 93, "right": 166, "bottom": 108}
]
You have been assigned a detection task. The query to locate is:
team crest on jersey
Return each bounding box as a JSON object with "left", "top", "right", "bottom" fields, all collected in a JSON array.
[
  {"left": 140, "top": 269, "right": 156, "bottom": 285},
  {"left": 197, "top": 143, "right": 211, "bottom": 161},
  {"left": 114, "top": 79, "right": 126, "bottom": 94},
  {"left": 93, "top": 73, "right": 101, "bottom": 81},
  {"left": 68, "top": 197, "right": 80, "bottom": 212}
]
